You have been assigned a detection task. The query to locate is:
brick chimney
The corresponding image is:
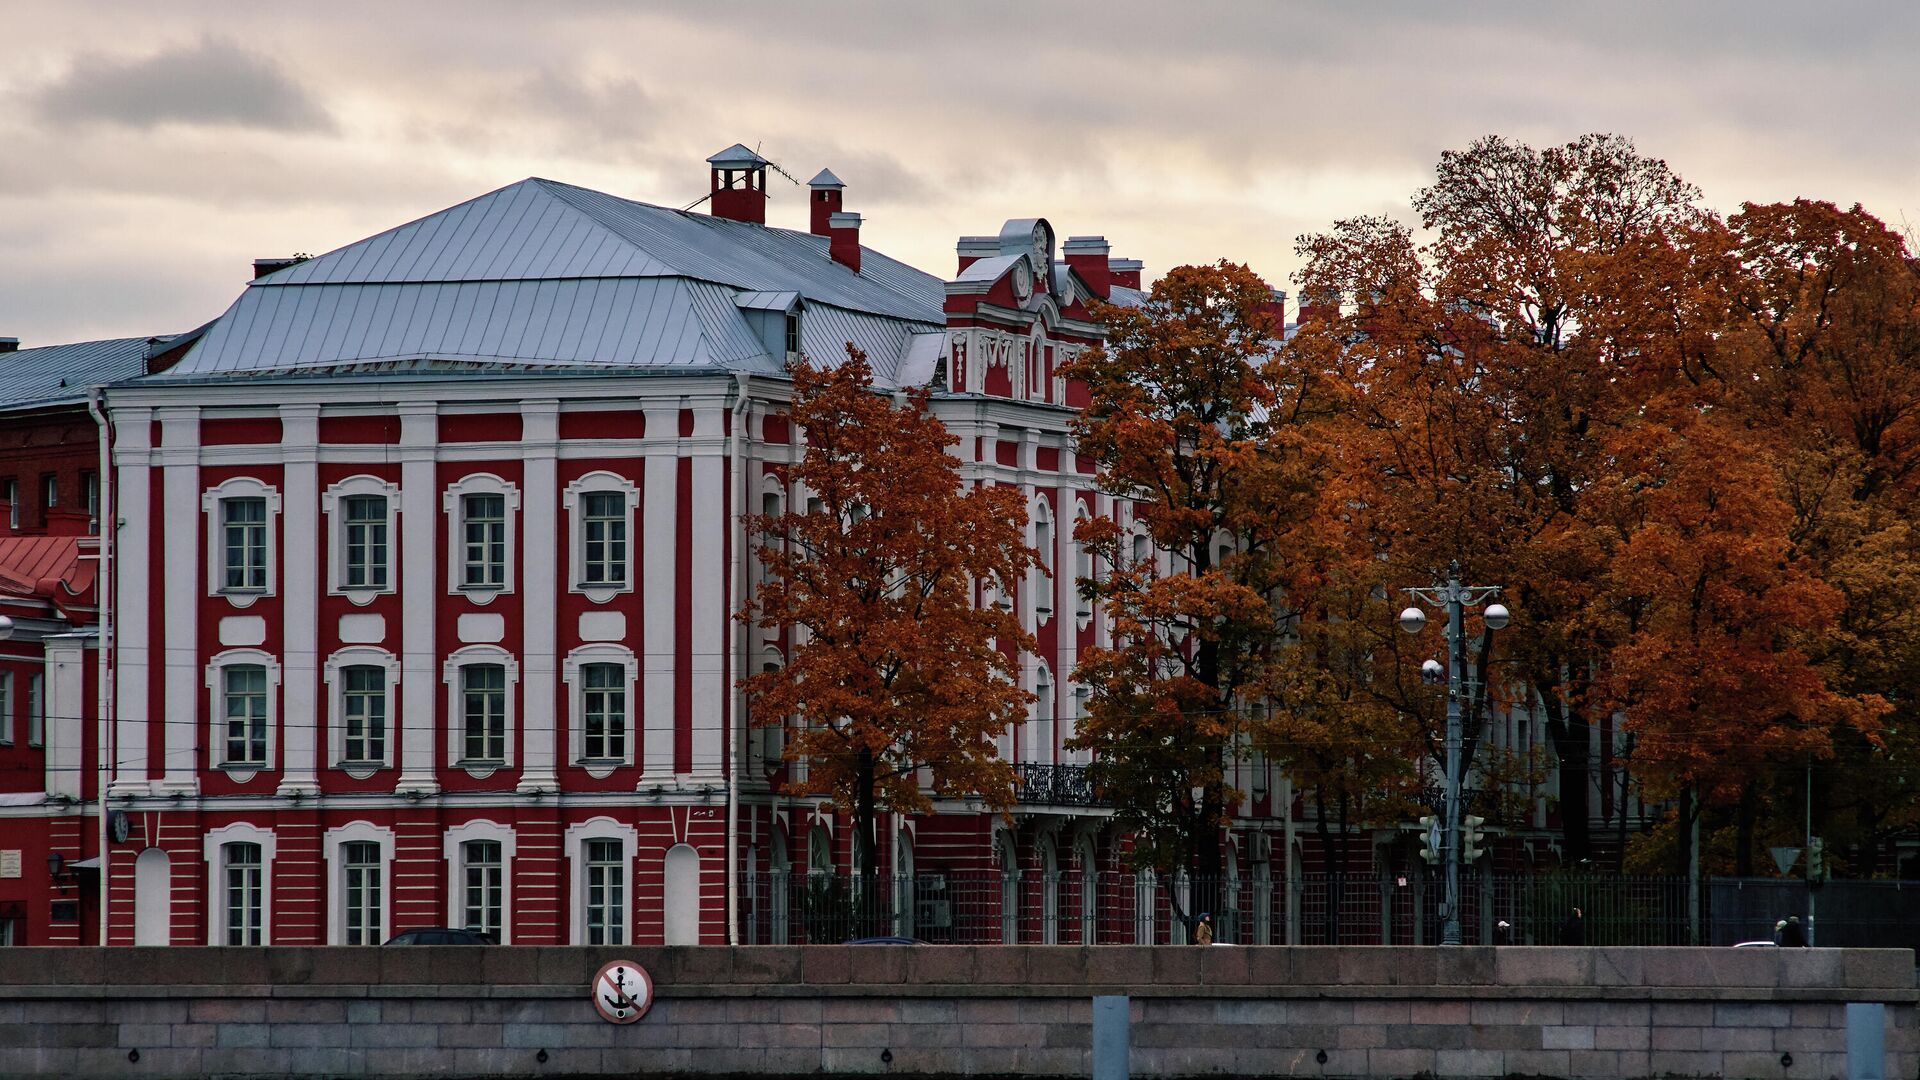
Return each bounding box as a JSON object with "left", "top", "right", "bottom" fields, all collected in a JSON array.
[
  {"left": 808, "top": 169, "right": 844, "bottom": 235},
  {"left": 956, "top": 236, "right": 998, "bottom": 274},
  {"left": 1063, "top": 236, "right": 1112, "bottom": 300},
  {"left": 827, "top": 212, "right": 862, "bottom": 273},
  {"left": 707, "top": 143, "right": 769, "bottom": 225},
  {"left": 0, "top": 338, "right": 18, "bottom": 354},
  {"left": 252, "top": 256, "right": 308, "bottom": 280},
  {"left": 1108, "top": 257, "right": 1143, "bottom": 291},
  {"left": 1298, "top": 287, "right": 1341, "bottom": 325},
  {"left": 1259, "top": 288, "right": 1289, "bottom": 336}
]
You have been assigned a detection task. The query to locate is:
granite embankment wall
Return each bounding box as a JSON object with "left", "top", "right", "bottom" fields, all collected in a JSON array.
[{"left": 0, "top": 946, "right": 1912, "bottom": 1079}]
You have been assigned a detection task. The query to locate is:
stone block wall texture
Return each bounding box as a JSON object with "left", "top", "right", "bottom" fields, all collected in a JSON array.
[{"left": 0, "top": 946, "right": 1911, "bottom": 1079}]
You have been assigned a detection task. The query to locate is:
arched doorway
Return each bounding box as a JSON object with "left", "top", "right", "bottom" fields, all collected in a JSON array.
[
  {"left": 133, "top": 848, "right": 170, "bottom": 946},
  {"left": 996, "top": 831, "right": 1019, "bottom": 944},
  {"left": 1039, "top": 834, "right": 1059, "bottom": 944},
  {"left": 662, "top": 844, "right": 700, "bottom": 945},
  {"left": 892, "top": 826, "right": 915, "bottom": 939}
]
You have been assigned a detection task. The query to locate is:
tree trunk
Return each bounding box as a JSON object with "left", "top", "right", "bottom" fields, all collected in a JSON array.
[
  {"left": 1314, "top": 782, "right": 1338, "bottom": 942},
  {"left": 1734, "top": 781, "right": 1758, "bottom": 878},
  {"left": 855, "top": 747, "right": 878, "bottom": 938},
  {"left": 1540, "top": 680, "right": 1592, "bottom": 864}
]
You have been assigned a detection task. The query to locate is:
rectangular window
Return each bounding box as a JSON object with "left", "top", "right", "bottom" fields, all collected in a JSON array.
[
  {"left": 462, "top": 664, "right": 506, "bottom": 763},
  {"left": 341, "top": 494, "right": 388, "bottom": 589},
  {"left": 25, "top": 674, "right": 42, "bottom": 748},
  {"left": 223, "top": 665, "right": 268, "bottom": 766},
  {"left": 461, "top": 494, "right": 506, "bottom": 588},
  {"left": 581, "top": 491, "right": 627, "bottom": 586},
  {"left": 224, "top": 843, "right": 264, "bottom": 946},
  {"left": 584, "top": 839, "right": 624, "bottom": 945},
  {"left": 3, "top": 479, "right": 17, "bottom": 530},
  {"left": 0, "top": 672, "right": 11, "bottom": 744},
  {"left": 40, "top": 475, "right": 56, "bottom": 513},
  {"left": 342, "top": 667, "right": 386, "bottom": 765},
  {"left": 222, "top": 497, "right": 268, "bottom": 591},
  {"left": 462, "top": 840, "right": 503, "bottom": 941},
  {"left": 342, "top": 841, "right": 383, "bottom": 945},
  {"left": 581, "top": 663, "right": 625, "bottom": 762},
  {"left": 784, "top": 312, "right": 801, "bottom": 357},
  {"left": 82, "top": 472, "right": 98, "bottom": 533}
]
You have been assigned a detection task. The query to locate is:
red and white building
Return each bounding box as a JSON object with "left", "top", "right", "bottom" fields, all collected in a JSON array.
[{"left": 4, "top": 143, "right": 1298, "bottom": 949}]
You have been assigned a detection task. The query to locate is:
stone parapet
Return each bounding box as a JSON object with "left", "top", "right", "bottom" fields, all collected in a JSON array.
[{"left": 0, "top": 947, "right": 1911, "bottom": 1078}]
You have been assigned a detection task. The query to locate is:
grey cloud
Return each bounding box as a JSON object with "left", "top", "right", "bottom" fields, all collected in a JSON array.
[{"left": 30, "top": 37, "right": 335, "bottom": 133}]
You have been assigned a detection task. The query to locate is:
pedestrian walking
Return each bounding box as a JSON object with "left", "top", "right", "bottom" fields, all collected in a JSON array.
[
  {"left": 1194, "top": 913, "right": 1213, "bottom": 946},
  {"left": 1780, "top": 915, "right": 1808, "bottom": 947},
  {"left": 1559, "top": 907, "right": 1585, "bottom": 945}
]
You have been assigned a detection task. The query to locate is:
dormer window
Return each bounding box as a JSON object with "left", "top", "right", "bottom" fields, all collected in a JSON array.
[{"left": 785, "top": 312, "right": 801, "bottom": 357}]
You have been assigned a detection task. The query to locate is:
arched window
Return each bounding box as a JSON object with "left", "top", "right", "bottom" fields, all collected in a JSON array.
[
  {"left": 1031, "top": 496, "right": 1053, "bottom": 623},
  {"left": 443, "top": 820, "right": 516, "bottom": 943},
  {"left": 203, "top": 823, "right": 276, "bottom": 946},
  {"left": 564, "top": 817, "right": 636, "bottom": 945},
  {"left": 807, "top": 824, "right": 833, "bottom": 878},
  {"left": 202, "top": 477, "right": 281, "bottom": 605},
  {"left": 321, "top": 474, "right": 399, "bottom": 604},
  {"left": 442, "top": 645, "right": 520, "bottom": 773},
  {"left": 323, "top": 821, "right": 394, "bottom": 946},
  {"left": 997, "top": 831, "right": 1020, "bottom": 944}
]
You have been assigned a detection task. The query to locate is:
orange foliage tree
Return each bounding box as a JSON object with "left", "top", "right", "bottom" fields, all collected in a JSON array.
[
  {"left": 741, "top": 349, "right": 1038, "bottom": 886},
  {"left": 1063, "top": 261, "right": 1333, "bottom": 902}
]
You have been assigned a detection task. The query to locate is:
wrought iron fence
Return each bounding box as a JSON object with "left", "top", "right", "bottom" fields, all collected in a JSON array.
[
  {"left": 735, "top": 869, "right": 1920, "bottom": 951},
  {"left": 1015, "top": 763, "right": 1102, "bottom": 806}
]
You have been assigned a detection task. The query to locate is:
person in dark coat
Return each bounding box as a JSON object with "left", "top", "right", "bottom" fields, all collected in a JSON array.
[
  {"left": 1780, "top": 916, "right": 1808, "bottom": 947},
  {"left": 1559, "top": 907, "right": 1586, "bottom": 945}
]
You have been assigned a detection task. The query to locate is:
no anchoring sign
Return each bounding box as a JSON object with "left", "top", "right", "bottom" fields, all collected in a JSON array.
[{"left": 591, "top": 960, "right": 654, "bottom": 1025}]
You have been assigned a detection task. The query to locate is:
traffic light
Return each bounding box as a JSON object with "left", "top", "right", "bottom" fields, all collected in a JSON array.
[
  {"left": 1462, "top": 815, "right": 1487, "bottom": 862},
  {"left": 1418, "top": 816, "right": 1440, "bottom": 864}
]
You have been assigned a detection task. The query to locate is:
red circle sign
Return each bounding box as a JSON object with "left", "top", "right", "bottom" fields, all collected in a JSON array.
[{"left": 591, "top": 960, "right": 654, "bottom": 1024}]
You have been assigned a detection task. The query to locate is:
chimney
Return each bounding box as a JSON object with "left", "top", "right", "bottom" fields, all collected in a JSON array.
[
  {"left": 707, "top": 143, "right": 769, "bottom": 225},
  {"left": 808, "top": 169, "right": 845, "bottom": 235},
  {"left": 1063, "top": 236, "right": 1112, "bottom": 300},
  {"left": 1108, "top": 257, "right": 1143, "bottom": 291},
  {"left": 1298, "top": 287, "right": 1341, "bottom": 325},
  {"left": 1259, "top": 288, "right": 1289, "bottom": 336},
  {"left": 827, "top": 212, "right": 862, "bottom": 273},
  {"left": 0, "top": 338, "right": 18, "bottom": 354},
  {"left": 956, "top": 236, "right": 998, "bottom": 274},
  {"left": 252, "top": 256, "right": 308, "bottom": 280}
]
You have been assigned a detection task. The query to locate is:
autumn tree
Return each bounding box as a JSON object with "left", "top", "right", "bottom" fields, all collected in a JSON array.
[
  {"left": 1292, "top": 134, "right": 1715, "bottom": 863},
  {"left": 1064, "top": 261, "right": 1331, "bottom": 913},
  {"left": 741, "top": 348, "right": 1038, "bottom": 895}
]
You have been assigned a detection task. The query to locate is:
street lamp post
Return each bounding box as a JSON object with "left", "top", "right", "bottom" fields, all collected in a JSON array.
[{"left": 1399, "top": 560, "right": 1507, "bottom": 946}]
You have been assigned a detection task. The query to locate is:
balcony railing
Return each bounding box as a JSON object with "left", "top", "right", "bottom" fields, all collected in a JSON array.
[{"left": 1016, "top": 763, "right": 1103, "bottom": 807}]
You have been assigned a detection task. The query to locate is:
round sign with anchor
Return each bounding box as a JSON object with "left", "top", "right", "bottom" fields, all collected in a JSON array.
[{"left": 591, "top": 960, "right": 654, "bottom": 1025}]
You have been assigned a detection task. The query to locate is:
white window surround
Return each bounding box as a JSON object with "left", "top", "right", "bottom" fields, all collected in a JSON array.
[
  {"left": 562, "top": 470, "right": 640, "bottom": 604},
  {"left": 442, "top": 645, "right": 521, "bottom": 774},
  {"left": 443, "top": 473, "right": 520, "bottom": 603},
  {"left": 323, "top": 646, "right": 400, "bottom": 777},
  {"left": 442, "top": 819, "right": 517, "bottom": 942},
  {"left": 323, "top": 821, "right": 396, "bottom": 946},
  {"left": 321, "top": 474, "right": 401, "bottom": 605},
  {"left": 202, "top": 477, "right": 281, "bottom": 607},
  {"left": 563, "top": 817, "right": 638, "bottom": 946},
  {"left": 1031, "top": 494, "right": 1054, "bottom": 622},
  {"left": 1074, "top": 499, "right": 1095, "bottom": 628},
  {"left": 203, "top": 822, "right": 277, "bottom": 946},
  {"left": 562, "top": 643, "right": 638, "bottom": 777},
  {"left": 204, "top": 649, "right": 282, "bottom": 779}
]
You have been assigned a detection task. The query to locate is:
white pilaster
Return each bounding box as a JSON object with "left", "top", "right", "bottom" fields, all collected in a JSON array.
[
  {"left": 157, "top": 407, "right": 200, "bottom": 795},
  {"left": 1018, "top": 430, "right": 1038, "bottom": 764},
  {"left": 395, "top": 404, "right": 440, "bottom": 795},
  {"left": 109, "top": 409, "right": 153, "bottom": 797},
  {"left": 518, "top": 401, "right": 560, "bottom": 793},
  {"left": 277, "top": 406, "right": 321, "bottom": 796},
  {"left": 689, "top": 406, "right": 726, "bottom": 779},
  {"left": 1056, "top": 458, "right": 1079, "bottom": 765},
  {"left": 641, "top": 407, "right": 679, "bottom": 782},
  {"left": 44, "top": 637, "right": 86, "bottom": 801}
]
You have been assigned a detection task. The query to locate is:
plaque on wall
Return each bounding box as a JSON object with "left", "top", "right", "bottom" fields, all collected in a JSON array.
[{"left": 0, "top": 850, "right": 19, "bottom": 879}]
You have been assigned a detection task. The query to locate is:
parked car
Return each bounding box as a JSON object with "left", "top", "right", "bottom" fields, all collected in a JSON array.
[
  {"left": 843, "top": 936, "right": 926, "bottom": 945},
  {"left": 1732, "top": 940, "right": 1780, "bottom": 948},
  {"left": 384, "top": 927, "right": 496, "bottom": 945}
]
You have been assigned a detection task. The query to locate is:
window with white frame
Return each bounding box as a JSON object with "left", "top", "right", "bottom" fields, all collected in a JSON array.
[
  {"left": 0, "top": 671, "right": 11, "bottom": 744},
  {"left": 1074, "top": 500, "right": 1095, "bottom": 622},
  {"left": 325, "top": 648, "right": 398, "bottom": 774},
  {"left": 443, "top": 821, "right": 515, "bottom": 942},
  {"left": 442, "top": 646, "right": 518, "bottom": 772},
  {"left": 563, "top": 471, "right": 638, "bottom": 602},
  {"left": 1032, "top": 496, "right": 1053, "bottom": 621},
  {"left": 203, "top": 478, "right": 280, "bottom": 604},
  {"left": 206, "top": 649, "right": 280, "bottom": 772},
  {"left": 25, "top": 673, "right": 43, "bottom": 749},
  {"left": 443, "top": 474, "right": 519, "bottom": 599},
  {"left": 322, "top": 475, "right": 399, "bottom": 601},
  {"left": 203, "top": 823, "right": 275, "bottom": 946},
  {"left": 563, "top": 645, "right": 637, "bottom": 774},
  {"left": 324, "top": 822, "right": 394, "bottom": 946},
  {"left": 564, "top": 819, "right": 636, "bottom": 945},
  {"left": 2, "top": 478, "right": 17, "bottom": 530}
]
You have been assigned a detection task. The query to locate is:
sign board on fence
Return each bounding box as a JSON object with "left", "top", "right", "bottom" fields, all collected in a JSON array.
[
  {"left": 1770, "top": 847, "right": 1802, "bottom": 876},
  {"left": 591, "top": 960, "right": 654, "bottom": 1025}
]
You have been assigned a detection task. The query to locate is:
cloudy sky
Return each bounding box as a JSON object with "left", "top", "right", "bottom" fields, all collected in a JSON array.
[{"left": 3, "top": 1, "right": 1916, "bottom": 346}]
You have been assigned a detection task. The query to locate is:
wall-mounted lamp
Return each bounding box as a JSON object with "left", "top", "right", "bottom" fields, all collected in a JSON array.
[{"left": 46, "top": 851, "right": 74, "bottom": 892}]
